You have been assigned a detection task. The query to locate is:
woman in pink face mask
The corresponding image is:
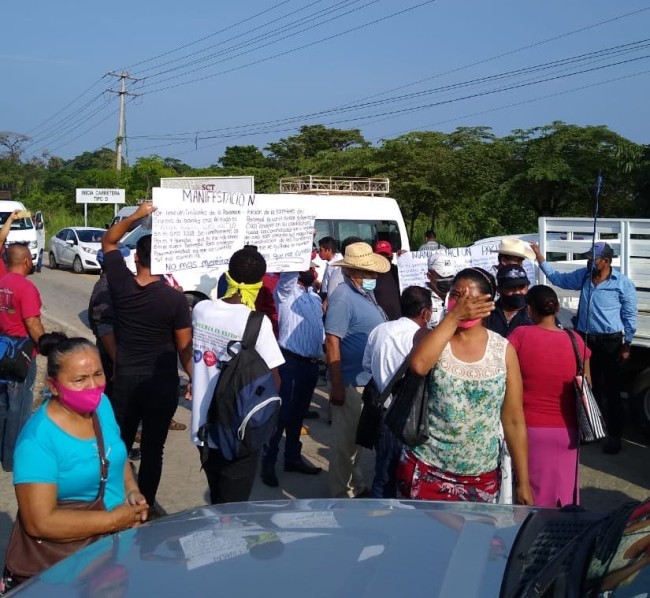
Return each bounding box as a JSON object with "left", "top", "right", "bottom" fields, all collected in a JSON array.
[
  {"left": 396, "top": 268, "right": 533, "bottom": 507},
  {"left": 3, "top": 333, "right": 149, "bottom": 589}
]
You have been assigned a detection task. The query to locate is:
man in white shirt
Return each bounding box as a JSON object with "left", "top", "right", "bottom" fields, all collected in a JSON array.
[
  {"left": 426, "top": 254, "right": 461, "bottom": 328},
  {"left": 317, "top": 236, "right": 342, "bottom": 301},
  {"left": 362, "top": 286, "right": 432, "bottom": 498},
  {"left": 191, "top": 246, "right": 284, "bottom": 504}
]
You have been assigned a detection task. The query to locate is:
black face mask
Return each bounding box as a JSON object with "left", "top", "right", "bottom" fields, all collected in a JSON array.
[
  {"left": 500, "top": 293, "right": 526, "bottom": 310},
  {"left": 435, "top": 279, "right": 452, "bottom": 294}
]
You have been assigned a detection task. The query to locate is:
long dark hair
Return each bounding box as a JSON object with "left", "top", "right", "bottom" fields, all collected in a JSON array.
[
  {"left": 525, "top": 284, "right": 559, "bottom": 316},
  {"left": 452, "top": 267, "right": 497, "bottom": 299}
]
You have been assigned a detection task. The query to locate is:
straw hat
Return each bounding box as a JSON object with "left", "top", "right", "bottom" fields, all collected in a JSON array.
[
  {"left": 331, "top": 242, "right": 390, "bottom": 273},
  {"left": 492, "top": 237, "right": 535, "bottom": 261}
]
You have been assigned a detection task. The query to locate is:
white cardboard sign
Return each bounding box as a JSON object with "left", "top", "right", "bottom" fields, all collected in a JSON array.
[{"left": 150, "top": 188, "right": 315, "bottom": 275}]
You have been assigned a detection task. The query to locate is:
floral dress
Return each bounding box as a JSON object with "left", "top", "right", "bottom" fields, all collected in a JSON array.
[{"left": 398, "top": 330, "right": 508, "bottom": 503}]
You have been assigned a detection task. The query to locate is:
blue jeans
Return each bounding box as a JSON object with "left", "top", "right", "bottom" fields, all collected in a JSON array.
[
  {"left": 371, "top": 421, "right": 403, "bottom": 498},
  {"left": 0, "top": 360, "right": 37, "bottom": 472},
  {"left": 262, "top": 356, "right": 318, "bottom": 467}
]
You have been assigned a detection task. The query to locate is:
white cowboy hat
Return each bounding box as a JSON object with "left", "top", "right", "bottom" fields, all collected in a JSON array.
[
  {"left": 492, "top": 237, "right": 535, "bottom": 261},
  {"left": 331, "top": 242, "right": 390, "bottom": 273}
]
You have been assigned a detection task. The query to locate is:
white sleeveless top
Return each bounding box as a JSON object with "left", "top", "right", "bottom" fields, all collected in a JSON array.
[{"left": 412, "top": 329, "right": 508, "bottom": 476}]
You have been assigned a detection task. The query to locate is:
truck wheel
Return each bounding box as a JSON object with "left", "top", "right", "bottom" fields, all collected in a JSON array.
[
  {"left": 630, "top": 367, "right": 650, "bottom": 436},
  {"left": 49, "top": 252, "right": 58, "bottom": 269},
  {"left": 73, "top": 256, "right": 84, "bottom": 274}
]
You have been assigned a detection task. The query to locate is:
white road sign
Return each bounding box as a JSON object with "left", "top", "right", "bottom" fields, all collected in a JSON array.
[{"left": 75, "top": 188, "right": 126, "bottom": 204}]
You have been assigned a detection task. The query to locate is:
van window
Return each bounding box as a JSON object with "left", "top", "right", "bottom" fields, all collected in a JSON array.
[
  {"left": 0, "top": 212, "right": 34, "bottom": 231},
  {"left": 315, "top": 219, "right": 402, "bottom": 252}
]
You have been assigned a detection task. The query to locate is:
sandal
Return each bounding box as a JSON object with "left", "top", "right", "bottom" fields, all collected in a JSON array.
[{"left": 169, "top": 419, "right": 187, "bottom": 431}]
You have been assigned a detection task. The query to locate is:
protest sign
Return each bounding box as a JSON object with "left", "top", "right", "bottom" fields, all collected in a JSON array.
[
  {"left": 150, "top": 188, "right": 316, "bottom": 275},
  {"left": 396, "top": 251, "right": 431, "bottom": 291},
  {"left": 245, "top": 197, "right": 316, "bottom": 272}
]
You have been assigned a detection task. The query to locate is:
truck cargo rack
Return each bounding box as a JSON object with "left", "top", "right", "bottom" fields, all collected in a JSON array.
[{"left": 279, "top": 176, "right": 389, "bottom": 196}]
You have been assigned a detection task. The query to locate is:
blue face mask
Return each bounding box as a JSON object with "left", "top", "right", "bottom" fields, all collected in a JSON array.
[{"left": 361, "top": 279, "right": 377, "bottom": 292}]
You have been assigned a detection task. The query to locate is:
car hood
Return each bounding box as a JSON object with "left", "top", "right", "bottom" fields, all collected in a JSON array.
[{"left": 13, "top": 499, "right": 534, "bottom": 597}]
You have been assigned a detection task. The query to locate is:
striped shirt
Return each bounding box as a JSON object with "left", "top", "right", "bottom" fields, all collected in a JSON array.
[{"left": 275, "top": 272, "right": 325, "bottom": 359}]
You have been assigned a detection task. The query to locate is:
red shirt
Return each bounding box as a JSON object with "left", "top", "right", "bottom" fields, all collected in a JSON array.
[
  {"left": 0, "top": 246, "right": 6, "bottom": 279},
  {"left": 0, "top": 272, "right": 42, "bottom": 338},
  {"left": 508, "top": 326, "right": 591, "bottom": 428}
]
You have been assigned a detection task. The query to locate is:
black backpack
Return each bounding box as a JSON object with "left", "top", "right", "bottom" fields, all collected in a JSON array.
[{"left": 198, "top": 310, "right": 281, "bottom": 462}]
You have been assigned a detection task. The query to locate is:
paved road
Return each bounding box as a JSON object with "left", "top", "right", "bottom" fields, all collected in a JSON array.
[{"left": 0, "top": 267, "right": 648, "bottom": 565}]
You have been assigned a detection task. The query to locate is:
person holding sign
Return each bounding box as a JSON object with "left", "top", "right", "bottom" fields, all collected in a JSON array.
[{"left": 101, "top": 202, "right": 193, "bottom": 515}]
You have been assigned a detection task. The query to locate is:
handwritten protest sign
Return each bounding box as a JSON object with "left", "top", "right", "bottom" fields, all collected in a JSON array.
[
  {"left": 396, "top": 251, "right": 431, "bottom": 291},
  {"left": 396, "top": 242, "right": 536, "bottom": 293},
  {"left": 246, "top": 197, "right": 316, "bottom": 272},
  {"left": 150, "top": 188, "right": 316, "bottom": 275}
]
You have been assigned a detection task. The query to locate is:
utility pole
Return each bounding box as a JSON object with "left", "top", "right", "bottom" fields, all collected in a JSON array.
[{"left": 106, "top": 72, "right": 141, "bottom": 171}]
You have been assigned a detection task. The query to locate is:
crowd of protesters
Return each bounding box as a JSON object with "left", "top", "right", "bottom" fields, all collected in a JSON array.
[{"left": 0, "top": 202, "right": 639, "bottom": 588}]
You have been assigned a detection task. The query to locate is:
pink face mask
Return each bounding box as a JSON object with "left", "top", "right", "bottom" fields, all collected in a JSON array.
[
  {"left": 53, "top": 381, "right": 105, "bottom": 414},
  {"left": 447, "top": 298, "right": 482, "bottom": 329}
]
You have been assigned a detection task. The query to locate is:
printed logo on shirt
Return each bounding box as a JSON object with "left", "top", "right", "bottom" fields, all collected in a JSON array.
[
  {"left": 203, "top": 351, "right": 217, "bottom": 367},
  {"left": 193, "top": 349, "right": 203, "bottom": 363},
  {"left": 0, "top": 287, "right": 15, "bottom": 313}
]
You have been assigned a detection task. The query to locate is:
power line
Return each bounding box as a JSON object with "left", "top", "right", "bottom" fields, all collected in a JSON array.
[
  {"left": 119, "top": 0, "right": 294, "bottom": 72},
  {"left": 132, "top": 0, "right": 343, "bottom": 77},
  {"left": 137, "top": 0, "right": 382, "bottom": 90},
  {"left": 140, "top": 0, "right": 438, "bottom": 94},
  {"left": 129, "top": 38, "right": 650, "bottom": 141}
]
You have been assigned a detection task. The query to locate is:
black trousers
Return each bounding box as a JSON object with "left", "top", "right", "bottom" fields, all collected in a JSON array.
[
  {"left": 110, "top": 372, "right": 179, "bottom": 507},
  {"left": 199, "top": 446, "right": 260, "bottom": 505},
  {"left": 582, "top": 333, "right": 624, "bottom": 439}
]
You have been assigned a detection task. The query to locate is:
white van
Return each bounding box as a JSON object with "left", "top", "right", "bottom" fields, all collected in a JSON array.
[
  {"left": 118, "top": 193, "right": 410, "bottom": 305},
  {"left": 0, "top": 201, "right": 44, "bottom": 267}
]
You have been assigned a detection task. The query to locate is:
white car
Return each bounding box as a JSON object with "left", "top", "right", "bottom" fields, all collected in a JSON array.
[{"left": 49, "top": 227, "right": 105, "bottom": 273}]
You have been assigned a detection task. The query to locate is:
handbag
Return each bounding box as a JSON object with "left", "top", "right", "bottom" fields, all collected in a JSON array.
[
  {"left": 4, "top": 412, "right": 109, "bottom": 584},
  {"left": 356, "top": 360, "right": 410, "bottom": 450},
  {"left": 566, "top": 329, "right": 607, "bottom": 443},
  {"left": 0, "top": 335, "right": 34, "bottom": 381},
  {"left": 384, "top": 364, "right": 431, "bottom": 448}
]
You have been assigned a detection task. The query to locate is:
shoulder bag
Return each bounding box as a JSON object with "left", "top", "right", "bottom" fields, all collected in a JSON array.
[
  {"left": 566, "top": 329, "right": 607, "bottom": 443},
  {"left": 356, "top": 359, "right": 410, "bottom": 450},
  {"left": 4, "top": 411, "right": 109, "bottom": 584},
  {"left": 0, "top": 335, "right": 34, "bottom": 381},
  {"left": 384, "top": 364, "right": 432, "bottom": 448}
]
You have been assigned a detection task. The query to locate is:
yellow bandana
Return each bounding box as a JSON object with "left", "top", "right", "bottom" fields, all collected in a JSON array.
[{"left": 223, "top": 271, "right": 262, "bottom": 310}]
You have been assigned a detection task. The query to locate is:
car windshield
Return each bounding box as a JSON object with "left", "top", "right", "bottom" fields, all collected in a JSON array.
[
  {"left": 76, "top": 229, "right": 105, "bottom": 243},
  {"left": 0, "top": 212, "right": 33, "bottom": 230}
]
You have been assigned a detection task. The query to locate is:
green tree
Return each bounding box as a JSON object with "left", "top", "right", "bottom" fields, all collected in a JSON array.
[
  {"left": 265, "top": 125, "right": 368, "bottom": 171},
  {"left": 218, "top": 145, "right": 269, "bottom": 169}
]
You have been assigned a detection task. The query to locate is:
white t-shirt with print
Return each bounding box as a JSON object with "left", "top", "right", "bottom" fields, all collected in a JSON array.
[{"left": 191, "top": 300, "right": 285, "bottom": 446}]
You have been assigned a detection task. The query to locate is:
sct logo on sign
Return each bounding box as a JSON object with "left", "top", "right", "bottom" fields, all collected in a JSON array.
[{"left": 193, "top": 350, "right": 203, "bottom": 363}]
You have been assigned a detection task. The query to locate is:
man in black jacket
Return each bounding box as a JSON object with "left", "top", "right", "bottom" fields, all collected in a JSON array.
[{"left": 485, "top": 264, "right": 531, "bottom": 337}]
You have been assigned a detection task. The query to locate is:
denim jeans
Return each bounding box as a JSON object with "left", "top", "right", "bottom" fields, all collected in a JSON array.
[
  {"left": 262, "top": 356, "right": 319, "bottom": 466},
  {"left": 0, "top": 360, "right": 37, "bottom": 472},
  {"left": 371, "top": 421, "right": 403, "bottom": 498},
  {"left": 110, "top": 371, "right": 179, "bottom": 507}
]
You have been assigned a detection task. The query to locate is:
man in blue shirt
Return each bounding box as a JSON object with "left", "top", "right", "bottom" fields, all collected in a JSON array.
[
  {"left": 530, "top": 241, "right": 637, "bottom": 454},
  {"left": 260, "top": 268, "right": 325, "bottom": 487},
  {"left": 325, "top": 242, "right": 389, "bottom": 498}
]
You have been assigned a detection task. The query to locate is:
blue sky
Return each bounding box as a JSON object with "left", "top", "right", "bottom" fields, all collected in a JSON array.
[{"left": 2, "top": 0, "right": 650, "bottom": 166}]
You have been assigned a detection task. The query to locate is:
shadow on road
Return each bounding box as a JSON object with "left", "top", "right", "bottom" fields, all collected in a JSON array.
[{"left": 580, "top": 486, "right": 642, "bottom": 512}]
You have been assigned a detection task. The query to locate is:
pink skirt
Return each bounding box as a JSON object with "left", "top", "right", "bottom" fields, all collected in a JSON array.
[{"left": 527, "top": 426, "right": 579, "bottom": 507}]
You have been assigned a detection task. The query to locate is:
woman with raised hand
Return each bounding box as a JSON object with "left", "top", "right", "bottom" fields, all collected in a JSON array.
[{"left": 398, "top": 267, "right": 533, "bottom": 505}]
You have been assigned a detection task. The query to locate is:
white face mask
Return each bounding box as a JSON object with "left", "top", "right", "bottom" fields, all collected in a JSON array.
[{"left": 361, "top": 279, "right": 377, "bottom": 292}]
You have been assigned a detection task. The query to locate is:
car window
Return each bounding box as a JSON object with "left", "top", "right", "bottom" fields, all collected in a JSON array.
[
  {"left": 77, "top": 229, "right": 105, "bottom": 243},
  {"left": 65, "top": 230, "right": 76, "bottom": 243},
  {"left": 56, "top": 229, "right": 68, "bottom": 241},
  {"left": 121, "top": 226, "right": 150, "bottom": 249}
]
